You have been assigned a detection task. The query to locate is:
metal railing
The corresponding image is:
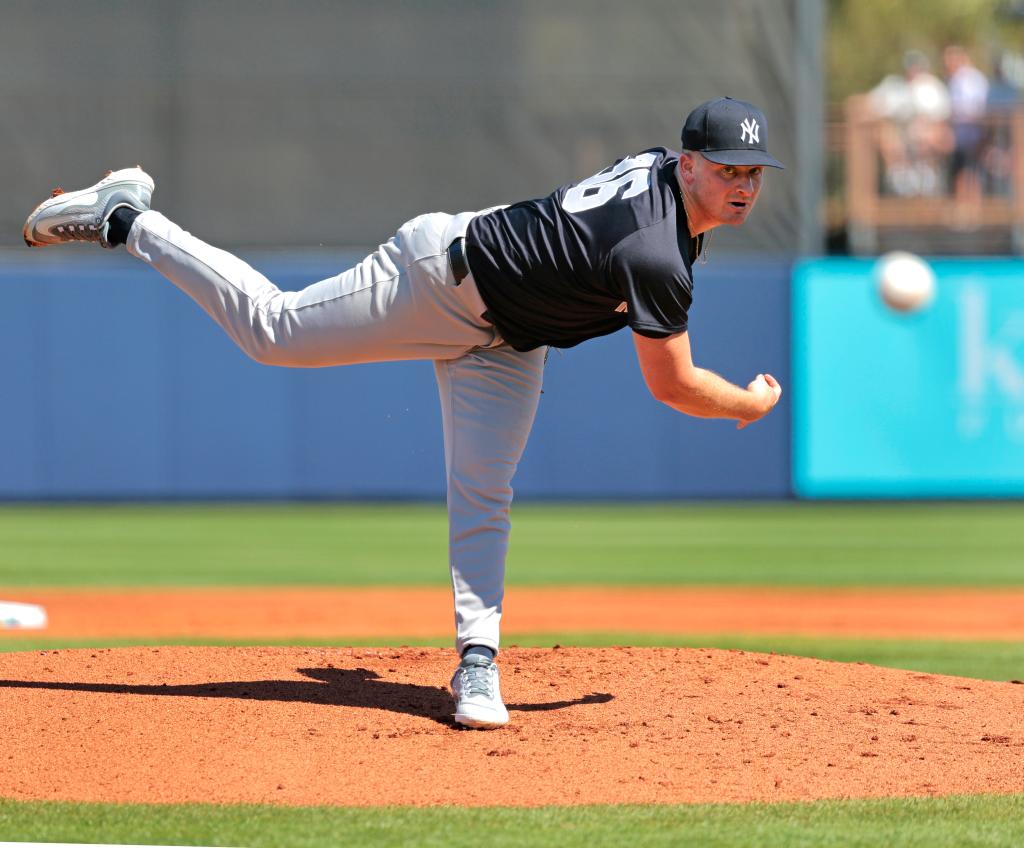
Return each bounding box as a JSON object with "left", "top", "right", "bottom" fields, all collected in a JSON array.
[{"left": 839, "top": 95, "right": 1024, "bottom": 255}]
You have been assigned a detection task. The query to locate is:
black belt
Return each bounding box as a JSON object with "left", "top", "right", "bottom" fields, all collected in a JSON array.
[{"left": 447, "top": 237, "right": 471, "bottom": 285}]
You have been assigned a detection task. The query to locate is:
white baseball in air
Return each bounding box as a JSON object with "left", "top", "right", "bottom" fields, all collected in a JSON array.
[{"left": 875, "top": 251, "right": 936, "bottom": 314}]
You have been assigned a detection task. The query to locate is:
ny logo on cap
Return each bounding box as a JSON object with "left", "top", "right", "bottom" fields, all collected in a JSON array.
[{"left": 740, "top": 118, "right": 759, "bottom": 145}]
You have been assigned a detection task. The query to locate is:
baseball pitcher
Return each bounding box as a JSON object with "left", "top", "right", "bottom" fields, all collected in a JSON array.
[{"left": 23, "top": 97, "right": 784, "bottom": 729}]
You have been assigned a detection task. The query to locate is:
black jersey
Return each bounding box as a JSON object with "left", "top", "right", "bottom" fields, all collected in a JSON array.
[{"left": 465, "top": 148, "right": 700, "bottom": 352}]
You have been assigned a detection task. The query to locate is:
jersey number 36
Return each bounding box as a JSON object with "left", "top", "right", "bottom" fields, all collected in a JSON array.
[{"left": 561, "top": 153, "right": 657, "bottom": 213}]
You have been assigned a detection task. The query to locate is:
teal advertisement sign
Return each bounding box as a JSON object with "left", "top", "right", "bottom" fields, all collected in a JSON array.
[{"left": 794, "top": 258, "right": 1024, "bottom": 497}]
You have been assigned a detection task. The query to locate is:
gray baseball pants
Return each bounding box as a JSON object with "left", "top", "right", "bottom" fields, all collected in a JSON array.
[{"left": 127, "top": 209, "right": 546, "bottom": 655}]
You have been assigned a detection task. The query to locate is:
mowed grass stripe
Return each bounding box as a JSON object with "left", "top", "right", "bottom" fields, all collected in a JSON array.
[
  {"left": 2, "top": 635, "right": 1023, "bottom": 682},
  {"left": 0, "top": 502, "right": 1022, "bottom": 586},
  {"left": 0, "top": 795, "right": 1022, "bottom": 848}
]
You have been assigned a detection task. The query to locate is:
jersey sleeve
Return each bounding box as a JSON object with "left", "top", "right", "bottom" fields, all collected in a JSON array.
[{"left": 607, "top": 225, "right": 693, "bottom": 338}]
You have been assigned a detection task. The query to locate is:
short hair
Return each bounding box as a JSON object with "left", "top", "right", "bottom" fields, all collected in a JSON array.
[{"left": 902, "top": 50, "right": 930, "bottom": 73}]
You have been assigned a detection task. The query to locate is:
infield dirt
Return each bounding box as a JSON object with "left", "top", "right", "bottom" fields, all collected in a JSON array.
[
  {"left": 1, "top": 645, "right": 1022, "bottom": 806},
  {"left": 2, "top": 586, "right": 1024, "bottom": 640}
]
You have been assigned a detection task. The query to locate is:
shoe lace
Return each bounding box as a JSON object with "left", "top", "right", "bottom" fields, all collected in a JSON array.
[
  {"left": 460, "top": 662, "right": 495, "bottom": 698},
  {"left": 47, "top": 186, "right": 105, "bottom": 241},
  {"left": 56, "top": 222, "right": 102, "bottom": 241}
]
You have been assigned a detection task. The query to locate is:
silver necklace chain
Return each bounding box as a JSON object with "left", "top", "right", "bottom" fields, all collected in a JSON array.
[
  {"left": 677, "top": 180, "right": 713, "bottom": 265},
  {"left": 697, "top": 228, "right": 713, "bottom": 265}
]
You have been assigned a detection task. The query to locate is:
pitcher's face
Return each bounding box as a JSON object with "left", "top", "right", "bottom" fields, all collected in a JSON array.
[{"left": 679, "top": 153, "right": 763, "bottom": 230}]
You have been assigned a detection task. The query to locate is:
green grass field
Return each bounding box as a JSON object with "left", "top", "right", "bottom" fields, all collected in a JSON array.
[
  {"left": 1, "top": 502, "right": 1022, "bottom": 847},
  {"left": 2, "top": 795, "right": 1023, "bottom": 848},
  {"left": 0, "top": 501, "right": 1021, "bottom": 586}
]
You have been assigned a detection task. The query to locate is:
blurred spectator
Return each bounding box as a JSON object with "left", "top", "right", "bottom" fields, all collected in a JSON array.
[
  {"left": 869, "top": 50, "right": 951, "bottom": 196},
  {"left": 944, "top": 45, "right": 990, "bottom": 224},
  {"left": 982, "top": 52, "right": 1022, "bottom": 197}
]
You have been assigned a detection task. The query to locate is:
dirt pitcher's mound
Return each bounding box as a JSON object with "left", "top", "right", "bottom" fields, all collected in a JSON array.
[{"left": 1, "top": 646, "right": 1022, "bottom": 807}]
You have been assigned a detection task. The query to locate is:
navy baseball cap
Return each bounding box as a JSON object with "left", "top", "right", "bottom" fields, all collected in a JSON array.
[{"left": 682, "top": 97, "right": 784, "bottom": 169}]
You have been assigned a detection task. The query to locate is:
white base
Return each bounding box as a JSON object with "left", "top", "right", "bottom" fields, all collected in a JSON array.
[{"left": 0, "top": 601, "right": 47, "bottom": 630}]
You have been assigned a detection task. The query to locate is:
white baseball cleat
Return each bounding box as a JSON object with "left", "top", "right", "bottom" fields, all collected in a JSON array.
[
  {"left": 450, "top": 655, "right": 509, "bottom": 729},
  {"left": 22, "top": 166, "right": 154, "bottom": 249}
]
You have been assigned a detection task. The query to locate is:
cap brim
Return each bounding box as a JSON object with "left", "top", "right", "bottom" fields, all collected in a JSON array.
[{"left": 701, "top": 149, "right": 785, "bottom": 169}]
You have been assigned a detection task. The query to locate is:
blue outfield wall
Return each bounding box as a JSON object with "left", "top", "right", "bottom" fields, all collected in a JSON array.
[
  {"left": 0, "top": 252, "right": 790, "bottom": 499},
  {"left": 794, "top": 258, "right": 1024, "bottom": 498}
]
